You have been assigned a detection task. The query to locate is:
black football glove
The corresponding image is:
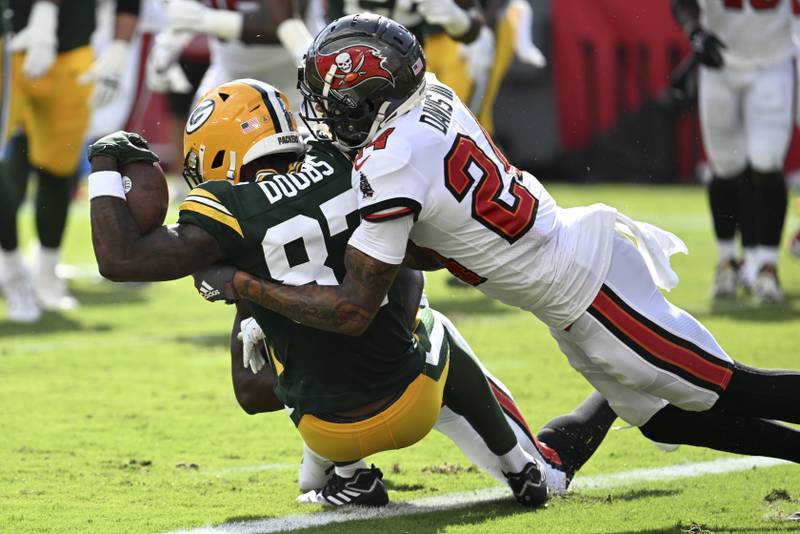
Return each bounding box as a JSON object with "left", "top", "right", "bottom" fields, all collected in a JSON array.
[
  {"left": 193, "top": 264, "right": 239, "bottom": 304},
  {"left": 690, "top": 28, "right": 726, "bottom": 69},
  {"left": 88, "top": 131, "right": 160, "bottom": 167}
]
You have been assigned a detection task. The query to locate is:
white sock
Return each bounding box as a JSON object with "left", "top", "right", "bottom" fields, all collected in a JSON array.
[
  {"left": 742, "top": 247, "right": 758, "bottom": 282},
  {"left": 1, "top": 249, "right": 25, "bottom": 274},
  {"left": 299, "top": 444, "right": 334, "bottom": 492},
  {"left": 716, "top": 239, "right": 736, "bottom": 263},
  {"left": 334, "top": 460, "right": 367, "bottom": 479},
  {"left": 38, "top": 246, "right": 60, "bottom": 277},
  {"left": 499, "top": 443, "right": 532, "bottom": 474},
  {"left": 758, "top": 246, "right": 779, "bottom": 268}
]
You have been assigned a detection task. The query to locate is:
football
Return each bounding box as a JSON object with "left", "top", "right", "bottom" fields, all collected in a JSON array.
[{"left": 120, "top": 161, "right": 169, "bottom": 234}]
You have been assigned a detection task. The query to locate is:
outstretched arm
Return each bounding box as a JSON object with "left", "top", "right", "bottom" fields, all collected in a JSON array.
[
  {"left": 231, "top": 245, "right": 399, "bottom": 337},
  {"left": 89, "top": 153, "right": 223, "bottom": 282}
]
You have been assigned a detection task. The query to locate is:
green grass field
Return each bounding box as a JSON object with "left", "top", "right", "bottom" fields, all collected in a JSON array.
[{"left": 2, "top": 183, "right": 800, "bottom": 534}]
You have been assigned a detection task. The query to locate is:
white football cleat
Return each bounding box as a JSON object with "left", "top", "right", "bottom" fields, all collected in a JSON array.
[
  {"left": 1, "top": 261, "right": 42, "bottom": 323},
  {"left": 33, "top": 246, "right": 78, "bottom": 311},
  {"left": 711, "top": 260, "right": 738, "bottom": 300},
  {"left": 752, "top": 264, "right": 784, "bottom": 305},
  {"left": 297, "top": 465, "right": 389, "bottom": 507}
]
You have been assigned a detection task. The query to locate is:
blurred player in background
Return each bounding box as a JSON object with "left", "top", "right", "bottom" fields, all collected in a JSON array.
[
  {"left": 672, "top": 0, "right": 796, "bottom": 304},
  {"left": 1, "top": 0, "right": 93, "bottom": 322},
  {"left": 0, "top": 0, "right": 143, "bottom": 324},
  {"left": 326, "top": 0, "right": 544, "bottom": 134},
  {"left": 146, "top": 0, "right": 316, "bottom": 110},
  {"left": 466, "top": 0, "right": 545, "bottom": 134},
  {"left": 84, "top": 0, "right": 154, "bottom": 141},
  {"left": 326, "top": 0, "right": 485, "bottom": 111}
]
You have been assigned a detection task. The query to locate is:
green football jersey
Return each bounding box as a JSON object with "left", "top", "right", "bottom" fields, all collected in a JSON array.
[
  {"left": 10, "top": 0, "right": 95, "bottom": 53},
  {"left": 178, "top": 142, "right": 425, "bottom": 418}
]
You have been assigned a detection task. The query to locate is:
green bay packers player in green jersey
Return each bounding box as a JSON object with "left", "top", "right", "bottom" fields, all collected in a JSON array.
[{"left": 88, "top": 79, "right": 614, "bottom": 507}]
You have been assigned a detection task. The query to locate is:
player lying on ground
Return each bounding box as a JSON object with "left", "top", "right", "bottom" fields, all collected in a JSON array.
[
  {"left": 198, "top": 15, "right": 800, "bottom": 464},
  {"left": 86, "top": 80, "right": 614, "bottom": 507},
  {"left": 227, "top": 277, "right": 615, "bottom": 501}
]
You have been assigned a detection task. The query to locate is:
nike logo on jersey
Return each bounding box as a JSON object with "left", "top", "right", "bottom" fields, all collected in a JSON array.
[{"left": 353, "top": 154, "right": 370, "bottom": 171}]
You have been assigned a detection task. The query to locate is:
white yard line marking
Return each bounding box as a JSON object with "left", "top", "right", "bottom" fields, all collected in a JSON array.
[{"left": 160, "top": 456, "right": 790, "bottom": 534}]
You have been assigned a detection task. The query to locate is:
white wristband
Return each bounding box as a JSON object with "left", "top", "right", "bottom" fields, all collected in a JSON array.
[
  {"left": 88, "top": 171, "right": 126, "bottom": 200},
  {"left": 277, "top": 18, "right": 314, "bottom": 63}
]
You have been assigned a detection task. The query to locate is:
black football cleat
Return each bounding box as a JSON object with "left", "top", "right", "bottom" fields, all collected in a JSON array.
[
  {"left": 504, "top": 461, "right": 549, "bottom": 508},
  {"left": 299, "top": 465, "right": 389, "bottom": 507}
]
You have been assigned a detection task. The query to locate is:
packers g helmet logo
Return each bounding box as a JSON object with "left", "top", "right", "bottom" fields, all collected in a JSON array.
[{"left": 186, "top": 99, "right": 215, "bottom": 134}]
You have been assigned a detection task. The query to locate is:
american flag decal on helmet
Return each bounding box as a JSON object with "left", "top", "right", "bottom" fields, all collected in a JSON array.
[
  {"left": 240, "top": 117, "right": 260, "bottom": 133},
  {"left": 411, "top": 57, "right": 424, "bottom": 76}
]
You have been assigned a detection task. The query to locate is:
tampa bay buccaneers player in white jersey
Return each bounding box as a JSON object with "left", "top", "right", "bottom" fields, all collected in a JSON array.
[
  {"left": 197, "top": 15, "right": 800, "bottom": 464},
  {"left": 672, "top": 0, "right": 797, "bottom": 303}
]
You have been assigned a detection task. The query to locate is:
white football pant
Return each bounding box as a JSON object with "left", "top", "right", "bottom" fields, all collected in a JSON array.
[
  {"left": 699, "top": 58, "right": 795, "bottom": 178},
  {"left": 551, "top": 235, "right": 735, "bottom": 427}
]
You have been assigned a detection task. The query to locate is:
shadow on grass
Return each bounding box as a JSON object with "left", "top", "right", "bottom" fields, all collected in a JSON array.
[
  {"left": 383, "top": 480, "right": 427, "bottom": 492},
  {"left": 0, "top": 311, "right": 112, "bottom": 340},
  {"left": 687, "top": 293, "right": 800, "bottom": 323},
  {"left": 173, "top": 333, "right": 230, "bottom": 348},
  {"left": 428, "top": 293, "right": 516, "bottom": 318},
  {"left": 610, "top": 523, "right": 800, "bottom": 534},
  {"left": 583, "top": 488, "right": 682, "bottom": 503},
  {"left": 223, "top": 499, "right": 532, "bottom": 534},
  {"left": 69, "top": 283, "right": 150, "bottom": 307}
]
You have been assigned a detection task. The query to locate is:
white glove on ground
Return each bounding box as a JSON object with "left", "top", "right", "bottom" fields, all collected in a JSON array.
[
  {"left": 166, "top": 0, "right": 243, "bottom": 40},
  {"left": 238, "top": 317, "right": 267, "bottom": 374},
  {"left": 79, "top": 39, "right": 130, "bottom": 108},
  {"left": 510, "top": 0, "right": 546, "bottom": 67},
  {"left": 416, "top": 0, "right": 470, "bottom": 37},
  {"left": 9, "top": 1, "right": 58, "bottom": 79}
]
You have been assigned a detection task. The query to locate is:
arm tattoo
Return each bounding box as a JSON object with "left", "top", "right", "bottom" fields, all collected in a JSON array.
[{"left": 233, "top": 246, "right": 400, "bottom": 336}]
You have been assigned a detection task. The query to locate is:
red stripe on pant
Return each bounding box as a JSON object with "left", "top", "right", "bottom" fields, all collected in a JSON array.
[
  {"left": 489, "top": 381, "right": 563, "bottom": 467},
  {"left": 591, "top": 290, "right": 733, "bottom": 390}
]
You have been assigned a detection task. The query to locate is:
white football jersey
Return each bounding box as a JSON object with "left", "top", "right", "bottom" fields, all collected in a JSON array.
[
  {"left": 351, "top": 75, "right": 619, "bottom": 329},
  {"left": 699, "top": 0, "right": 795, "bottom": 69}
]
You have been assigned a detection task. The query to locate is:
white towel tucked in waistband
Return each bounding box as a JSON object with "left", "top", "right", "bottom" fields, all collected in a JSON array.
[{"left": 614, "top": 212, "right": 688, "bottom": 291}]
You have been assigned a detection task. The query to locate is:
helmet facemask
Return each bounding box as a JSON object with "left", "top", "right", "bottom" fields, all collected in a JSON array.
[{"left": 299, "top": 74, "right": 390, "bottom": 150}]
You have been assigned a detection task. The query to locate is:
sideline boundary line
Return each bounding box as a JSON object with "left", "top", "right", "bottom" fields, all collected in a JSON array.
[{"left": 160, "top": 456, "right": 788, "bottom": 534}]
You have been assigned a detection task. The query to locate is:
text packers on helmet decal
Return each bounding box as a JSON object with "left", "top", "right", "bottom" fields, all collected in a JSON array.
[
  {"left": 186, "top": 99, "right": 215, "bottom": 134},
  {"left": 315, "top": 45, "right": 395, "bottom": 90}
]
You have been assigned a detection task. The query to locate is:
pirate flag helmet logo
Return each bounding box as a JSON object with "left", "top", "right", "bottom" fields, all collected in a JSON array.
[{"left": 314, "top": 45, "right": 396, "bottom": 91}]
